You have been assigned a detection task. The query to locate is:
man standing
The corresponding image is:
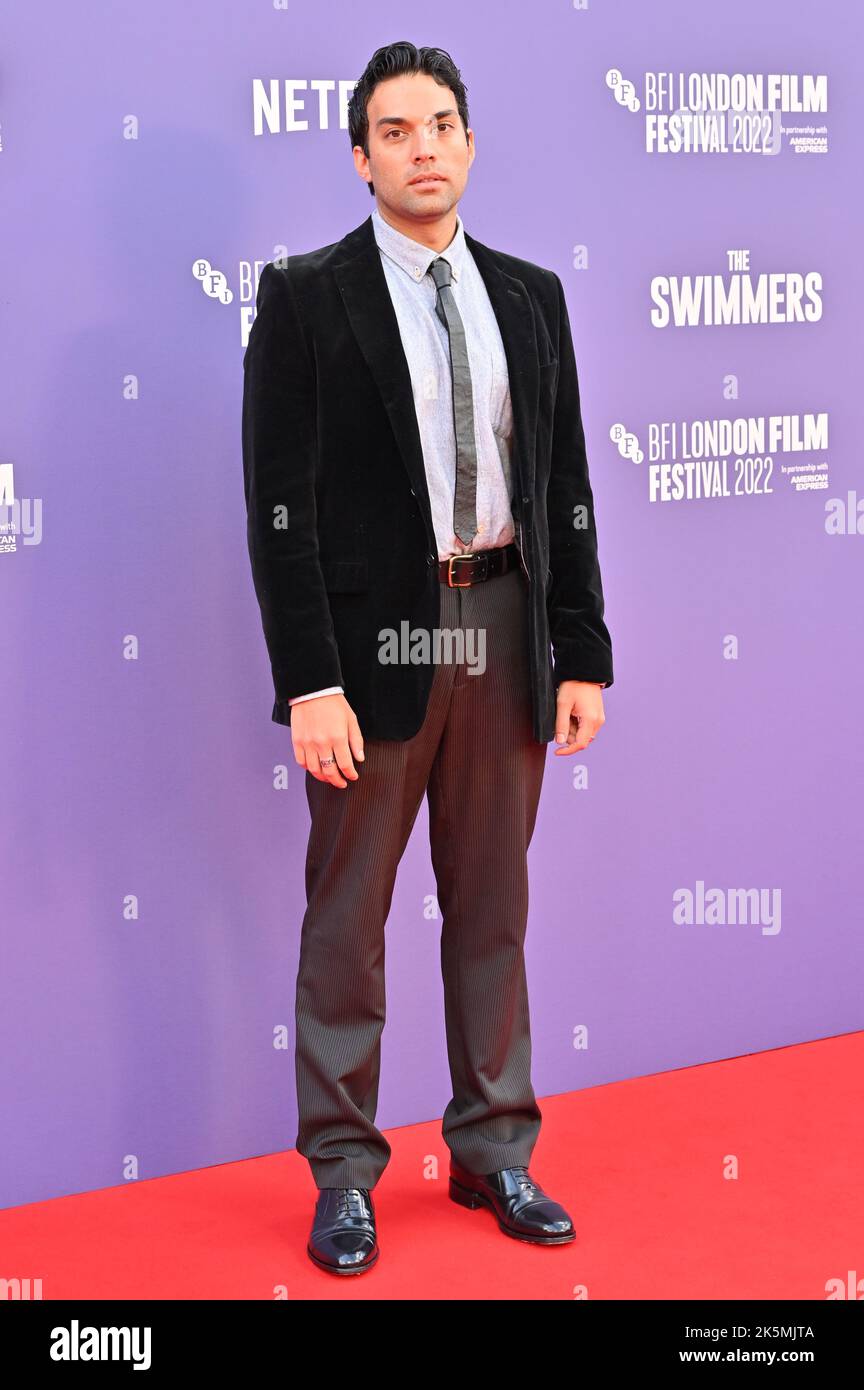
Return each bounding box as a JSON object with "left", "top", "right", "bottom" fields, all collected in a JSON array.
[{"left": 242, "top": 41, "right": 613, "bottom": 1276}]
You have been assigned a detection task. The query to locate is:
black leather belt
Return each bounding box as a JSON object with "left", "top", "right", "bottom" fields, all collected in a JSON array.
[{"left": 437, "top": 542, "right": 520, "bottom": 587}]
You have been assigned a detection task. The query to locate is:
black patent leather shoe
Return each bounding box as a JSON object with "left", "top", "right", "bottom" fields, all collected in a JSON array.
[
  {"left": 449, "top": 1161, "right": 576, "bottom": 1244},
  {"left": 307, "top": 1186, "right": 379, "bottom": 1275}
]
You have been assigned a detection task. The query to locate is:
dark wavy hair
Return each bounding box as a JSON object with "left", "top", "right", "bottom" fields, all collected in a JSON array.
[{"left": 347, "top": 42, "right": 470, "bottom": 196}]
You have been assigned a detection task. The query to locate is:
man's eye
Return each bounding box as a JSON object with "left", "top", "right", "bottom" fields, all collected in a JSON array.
[{"left": 384, "top": 124, "right": 452, "bottom": 138}]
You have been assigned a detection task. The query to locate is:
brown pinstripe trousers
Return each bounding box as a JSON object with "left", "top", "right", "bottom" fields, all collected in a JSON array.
[{"left": 294, "top": 563, "right": 549, "bottom": 1189}]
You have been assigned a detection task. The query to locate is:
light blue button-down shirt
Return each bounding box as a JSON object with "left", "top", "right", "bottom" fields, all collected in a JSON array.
[
  {"left": 290, "top": 206, "right": 517, "bottom": 706},
  {"left": 370, "top": 205, "right": 516, "bottom": 559}
]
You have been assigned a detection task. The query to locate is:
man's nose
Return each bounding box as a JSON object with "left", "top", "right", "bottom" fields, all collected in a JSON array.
[{"left": 410, "top": 124, "right": 442, "bottom": 151}]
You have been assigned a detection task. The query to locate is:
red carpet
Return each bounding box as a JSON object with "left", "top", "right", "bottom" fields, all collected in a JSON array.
[{"left": 2, "top": 1033, "right": 860, "bottom": 1300}]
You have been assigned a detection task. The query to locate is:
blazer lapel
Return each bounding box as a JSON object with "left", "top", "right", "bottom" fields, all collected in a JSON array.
[
  {"left": 464, "top": 230, "right": 539, "bottom": 505},
  {"left": 332, "top": 215, "right": 539, "bottom": 543}
]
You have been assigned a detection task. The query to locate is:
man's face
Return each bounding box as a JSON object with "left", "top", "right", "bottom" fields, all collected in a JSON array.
[{"left": 354, "top": 71, "right": 474, "bottom": 220}]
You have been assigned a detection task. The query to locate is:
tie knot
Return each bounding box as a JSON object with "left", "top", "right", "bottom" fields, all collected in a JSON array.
[{"left": 428, "top": 256, "right": 452, "bottom": 290}]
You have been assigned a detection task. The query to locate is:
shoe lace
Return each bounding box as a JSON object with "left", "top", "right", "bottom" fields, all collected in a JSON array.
[
  {"left": 336, "top": 1187, "right": 370, "bottom": 1219},
  {"left": 511, "top": 1165, "right": 539, "bottom": 1196}
]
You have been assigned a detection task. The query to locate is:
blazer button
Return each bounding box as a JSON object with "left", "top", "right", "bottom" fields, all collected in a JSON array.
[
  {"left": 427, "top": 553, "right": 437, "bottom": 566},
  {"left": 522, "top": 495, "right": 531, "bottom": 505}
]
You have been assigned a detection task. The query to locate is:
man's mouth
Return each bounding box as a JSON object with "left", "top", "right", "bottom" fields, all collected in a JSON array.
[{"left": 409, "top": 175, "right": 445, "bottom": 185}]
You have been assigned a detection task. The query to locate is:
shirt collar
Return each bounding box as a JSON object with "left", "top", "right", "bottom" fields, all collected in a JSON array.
[{"left": 372, "top": 204, "right": 466, "bottom": 285}]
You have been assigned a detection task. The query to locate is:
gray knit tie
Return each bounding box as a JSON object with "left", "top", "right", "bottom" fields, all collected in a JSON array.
[{"left": 428, "top": 256, "right": 478, "bottom": 546}]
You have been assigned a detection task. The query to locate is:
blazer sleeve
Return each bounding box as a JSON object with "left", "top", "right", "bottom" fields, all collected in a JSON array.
[
  {"left": 242, "top": 261, "right": 345, "bottom": 704},
  {"left": 545, "top": 273, "right": 614, "bottom": 690}
]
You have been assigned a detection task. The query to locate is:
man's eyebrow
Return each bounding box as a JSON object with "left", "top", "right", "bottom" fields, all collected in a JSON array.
[{"left": 375, "top": 109, "right": 458, "bottom": 128}]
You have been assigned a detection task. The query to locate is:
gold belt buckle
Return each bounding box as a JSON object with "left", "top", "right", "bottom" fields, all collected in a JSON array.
[{"left": 446, "top": 552, "right": 488, "bottom": 587}]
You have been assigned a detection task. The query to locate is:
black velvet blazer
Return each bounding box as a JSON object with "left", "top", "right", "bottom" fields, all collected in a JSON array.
[{"left": 241, "top": 213, "right": 613, "bottom": 743}]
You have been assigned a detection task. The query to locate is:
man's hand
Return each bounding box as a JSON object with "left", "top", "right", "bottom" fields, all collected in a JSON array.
[
  {"left": 553, "top": 680, "right": 606, "bottom": 755},
  {"left": 291, "top": 693, "right": 365, "bottom": 787}
]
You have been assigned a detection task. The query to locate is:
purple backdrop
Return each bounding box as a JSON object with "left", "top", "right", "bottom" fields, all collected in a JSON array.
[{"left": 2, "top": 0, "right": 861, "bottom": 1209}]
